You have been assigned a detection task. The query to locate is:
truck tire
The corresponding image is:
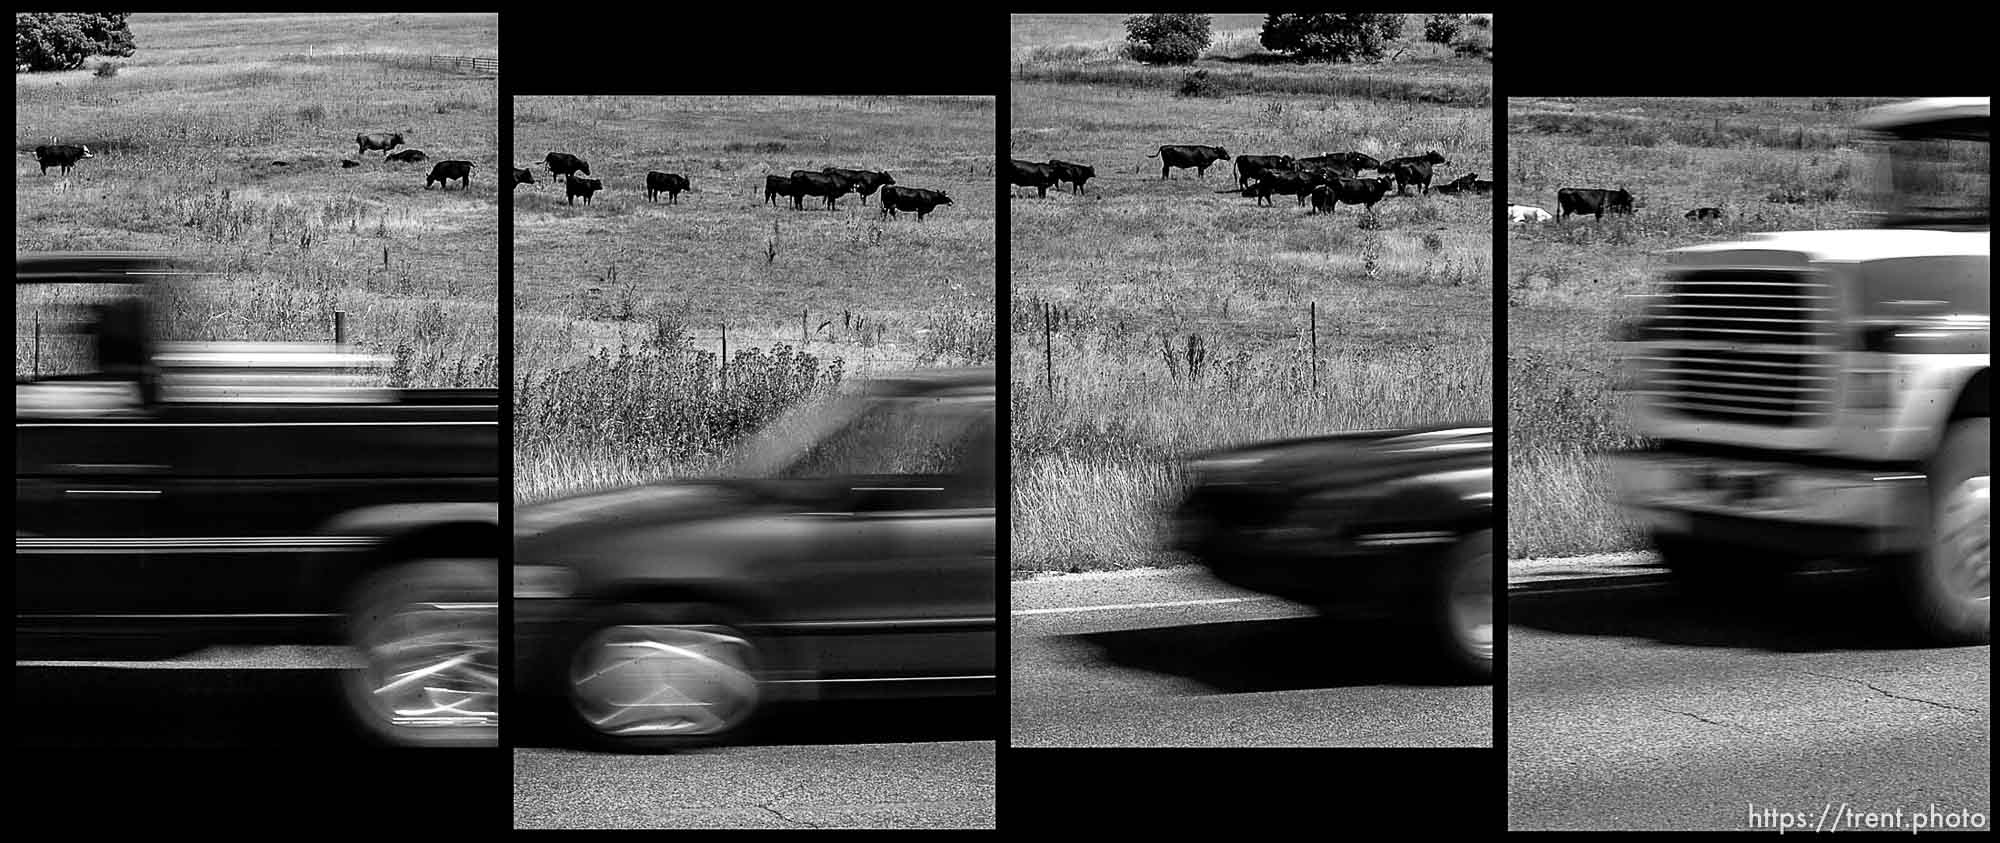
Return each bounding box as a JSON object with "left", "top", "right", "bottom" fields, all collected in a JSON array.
[
  {"left": 564, "top": 603, "right": 766, "bottom": 752},
  {"left": 341, "top": 559, "right": 499, "bottom": 747},
  {"left": 1897, "top": 418, "right": 1990, "bottom": 644},
  {"left": 1655, "top": 534, "right": 1786, "bottom": 600},
  {"left": 1426, "top": 529, "right": 1494, "bottom": 683}
]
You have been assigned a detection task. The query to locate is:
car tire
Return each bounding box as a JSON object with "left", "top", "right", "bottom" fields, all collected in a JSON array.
[
  {"left": 341, "top": 558, "right": 499, "bottom": 748},
  {"left": 1896, "top": 418, "right": 1990, "bottom": 645},
  {"left": 1426, "top": 529, "right": 1494, "bottom": 683},
  {"left": 564, "top": 603, "right": 766, "bottom": 752},
  {"left": 1655, "top": 534, "right": 1787, "bottom": 600}
]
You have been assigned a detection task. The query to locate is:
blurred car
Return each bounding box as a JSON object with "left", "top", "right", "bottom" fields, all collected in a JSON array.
[
  {"left": 15, "top": 252, "right": 501, "bottom": 747},
  {"left": 1170, "top": 424, "right": 1495, "bottom": 682},
  {"left": 513, "top": 367, "right": 997, "bottom": 750}
]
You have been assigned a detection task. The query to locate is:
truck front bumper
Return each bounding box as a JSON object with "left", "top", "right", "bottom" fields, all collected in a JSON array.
[{"left": 1609, "top": 450, "right": 1929, "bottom": 555}]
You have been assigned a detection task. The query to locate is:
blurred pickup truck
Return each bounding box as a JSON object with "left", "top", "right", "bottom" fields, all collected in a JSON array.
[
  {"left": 1170, "top": 424, "right": 1494, "bottom": 682},
  {"left": 1610, "top": 97, "right": 1988, "bottom": 644},
  {"left": 15, "top": 252, "right": 500, "bottom": 747}
]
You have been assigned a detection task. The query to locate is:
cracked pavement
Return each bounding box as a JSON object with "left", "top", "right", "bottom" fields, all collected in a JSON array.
[{"left": 1508, "top": 567, "right": 1990, "bottom": 830}]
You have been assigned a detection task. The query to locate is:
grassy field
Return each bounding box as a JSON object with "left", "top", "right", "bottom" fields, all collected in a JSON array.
[
  {"left": 1505, "top": 96, "right": 1895, "bottom": 559},
  {"left": 511, "top": 96, "right": 997, "bottom": 503},
  {"left": 1010, "top": 16, "right": 1494, "bottom": 575},
  {"left": 14, "top": 13, "right": 499, "bottom": 386}
]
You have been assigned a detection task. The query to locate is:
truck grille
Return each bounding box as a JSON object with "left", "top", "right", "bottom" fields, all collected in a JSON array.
[{"left": 1633, "top": 270, "right": 1838, "bottom": 427}]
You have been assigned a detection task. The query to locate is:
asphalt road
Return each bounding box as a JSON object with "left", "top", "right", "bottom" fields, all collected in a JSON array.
[
  {"left": 512, "top": 698, "right": 997, "bottom": 829},
  {"left": 1010, "top": 567, "right": 1494, "bottom": 747},
  {"left": 1508, "top": 561, "right": 1991, "bottom": 831}
]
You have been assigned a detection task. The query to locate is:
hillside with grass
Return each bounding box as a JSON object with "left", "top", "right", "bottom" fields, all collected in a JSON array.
[
  {"left": 510, "top": 95, "right": 997, "bottom": 502},
  {"left": 1010, "top": 15, "right": 1494, "bottom": 575},
  {"left": 14, "top": 12, "right": 499, "bottom": 388}
]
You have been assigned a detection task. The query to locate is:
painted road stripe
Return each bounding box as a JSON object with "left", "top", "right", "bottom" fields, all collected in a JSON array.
[{"left": 1013, "top": 596, "right": 1277, "bottom": 616}]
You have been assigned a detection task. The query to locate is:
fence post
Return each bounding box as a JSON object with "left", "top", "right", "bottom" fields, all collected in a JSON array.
[
  {"left": 720, "top": 323, "right": 728, "bottom": 390},
  {"left": 801, "top": 308, "right": 808, "bottom": 345},
  {"left": 1043, "top": 301, "right": 1054, "bottom": 393},
  {"left": 334, "top": 310, "right": 347, "bottom": 345},
  {"left": 1310, "top": 300, "right": 1318, "bottom": 392}
]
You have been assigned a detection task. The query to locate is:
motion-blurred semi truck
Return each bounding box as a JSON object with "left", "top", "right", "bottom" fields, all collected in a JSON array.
[{"left": 1611, "top": 98, "right": 1988, "bottom": 643}]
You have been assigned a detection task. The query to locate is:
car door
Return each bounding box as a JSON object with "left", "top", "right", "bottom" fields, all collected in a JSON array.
[{"left": 17, "top": 386, "right": 168, "bottom": 617}]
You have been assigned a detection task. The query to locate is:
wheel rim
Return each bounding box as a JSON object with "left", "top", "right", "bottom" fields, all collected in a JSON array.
[
  {"left": 570, "top": 625, "right": 760, "bottom": 737},
  {"left": 1938, "top": 474, "right": 1991, "bottom": 603},
  {"left": 355, "top": 601, "right": 500, "bottom": 734},
  {"left": 1450, "top": 551, "right": 1495, "bottom": 661}
]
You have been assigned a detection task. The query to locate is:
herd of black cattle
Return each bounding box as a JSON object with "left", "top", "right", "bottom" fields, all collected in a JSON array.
[
  {"left": 1008, "top": 144, "right": 1494, "bottom": 218},
  {"left": 30, "top": 132, "right": 476, "bottom": 189},
  {"left": 509, "top": 152, "right": 956, "bottom": 220}
]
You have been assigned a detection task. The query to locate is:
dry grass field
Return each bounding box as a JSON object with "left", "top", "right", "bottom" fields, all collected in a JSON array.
[
  {"left": 511, "top": 96, "right": 997, "bottom": 503},
  {"left": 14, "top": 13, "right": 499, "bottom": 387},
  {"left": 1505, "top": 96, "right": 1898, "bottom": 558},
  {"left": 1010, "top": 15, "right": 1494, "bottom": 574}
]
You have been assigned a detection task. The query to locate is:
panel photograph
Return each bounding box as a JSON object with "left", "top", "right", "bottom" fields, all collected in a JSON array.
[
  {"left": 1008, "top": 13, "right": 1496, "bottom": 748},
  {"left": 508, "top": 94, "right": 997, "bottom": 829},
  {"left": 1505, "top": 95, "right": 1989, "bottom": 830}
]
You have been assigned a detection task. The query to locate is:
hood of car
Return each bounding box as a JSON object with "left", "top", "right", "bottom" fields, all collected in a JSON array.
[
  {"left": 1183, "top": 423, "right": 1493, "bottom": 494},
  {"left": 513, "top": 478, "right": 799, "bottom": 545}
]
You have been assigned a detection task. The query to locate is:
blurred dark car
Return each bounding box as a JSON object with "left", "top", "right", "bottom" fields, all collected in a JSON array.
[
  {"left": 513, "top": 368, "right": 997, "bottom": 749},
  {"left": 1169, "top": 424, "right": 1494, "bottom": 682},
  {"left": 16, "top": 252, "right": 501, "bottom": 747}
]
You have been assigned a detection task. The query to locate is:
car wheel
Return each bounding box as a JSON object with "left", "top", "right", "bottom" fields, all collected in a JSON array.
[
  {"left": 1655, "top": 534, "right": 1787, "bottom": 600},
  {"left": 565, "top": 604, "right": 764, "bottom": 751},
  {"left": 1897, "top": 418, "right": 1990, "bottom": 644},
  {"left": 342, "top": 559, "right": 499, "bottom": 747},
  {"left": 1428, "top": 529, "right": 1493, "bottom": 683}
]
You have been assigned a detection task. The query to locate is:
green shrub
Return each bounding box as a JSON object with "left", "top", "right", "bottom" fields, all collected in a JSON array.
[{"left": 1124, "top": 13, "right": 1211, "bottom": 66}]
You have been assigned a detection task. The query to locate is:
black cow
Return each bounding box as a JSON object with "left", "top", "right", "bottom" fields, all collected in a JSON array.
[
  {"left": 384, "top": 148, "right": 428, "bottom": 164},
  {"left": 425, "top": 160, "right": 472, "bottom": 190},
  {"left": 1008, "top": 158, "right": 1060, "bottom": 198},
  {"left": 1685, "top": 206, "right": 1725, "bottom": 221},
  {"left": 1434, "top": 172, "right": 1479, "bottom": 195},
  {"left": 34, "top": 144, "right": 94, "bottom": 175},
  {"left": 564, "top": 174, "right": 604, "bottom": 205},
  {"left": 1378, "top": 150, "right": 1450, "bottom": 195},
  {"left": 1556, "top": 187, "right": 1636, "bottom": 220},
  {"left": 879, "top": 186, "right": 952, "bottom": 221},
  {"left": 340, "top": 159, "right": 362, "bottom": 169},
  {"left": 1048, "top": 159, "right": 1096, "bottom": 195},
  {"left": 512, "top": 167, "right": 537, "bottom": 189},
  {"left": 790, "top": 170, "right": 855, "bottom": 210},
  {"left": 1472, "top": 179, "right": 1494, "bottom": 195},
  {"left": 1148, "top": 144, "right": 1231, "bottom": 180},
  {"left": 544, "top": 152, "right": 590, "bottom": 181},
  {"left": 1302, "top": 151, "right": 1379, "bottom": 171},
  {"left": 1234, "top": 154, "right": 1296, "bottom": 189},
  {"left": 1309, "top": 176, "right": 1397, "bottom": 216},
  {"left": 1231, "top": 170, "right": 1323, "bottom": 207},
  {"left": 764, "top": 174, "right": 807, "bottom": 208},
  {"left": 823, "top": 167, "right": 894, "bottom": 205},
  {"left": 356, "top": 132, "right": 405, "bottom": 156},
  {"left": 647, "top": 171, "right": 691, "bottom": 204}
]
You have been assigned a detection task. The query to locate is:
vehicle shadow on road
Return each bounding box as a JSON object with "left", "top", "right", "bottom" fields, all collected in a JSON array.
[
  {"left": 511, "top": 696, "right": 1000, "bottom": 751},
  {"left": 1068, "top": 616, "right": 1476, "bottom": 692},
  {"left": 1510, "top": 571, "right": 1942, "bottom": 653}
]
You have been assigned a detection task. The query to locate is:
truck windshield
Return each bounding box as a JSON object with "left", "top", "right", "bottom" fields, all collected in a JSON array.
[
  {"left": 1876, "top": 118, "right": 1989, "bottom": 229},
  {"left": 729, "top": 392, "right": 992, "bottom": 480}
]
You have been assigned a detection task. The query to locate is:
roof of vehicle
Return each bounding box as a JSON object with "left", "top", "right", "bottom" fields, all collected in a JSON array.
[
  {"left": 1855, "top": 97, "right": 1988, "bottom": 132},
  {"left": 16, "top": 251, "right": 195, "bottom": 284}
]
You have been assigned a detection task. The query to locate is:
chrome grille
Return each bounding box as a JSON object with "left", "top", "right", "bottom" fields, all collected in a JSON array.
[{"left": 1633, "top": 270, "right": 1839, "bottom": 427}]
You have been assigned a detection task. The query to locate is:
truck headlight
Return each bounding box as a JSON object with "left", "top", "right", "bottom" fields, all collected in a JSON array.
[{"left": 512, "top": 565, "right": 576, "bottom": 599}]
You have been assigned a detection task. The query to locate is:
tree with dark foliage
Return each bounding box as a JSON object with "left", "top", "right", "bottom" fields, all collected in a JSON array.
[
  {"left": 1259, "top": 13, "right": 1403, "bottom": 63},
  {"left": 1124, "top": 13, "right": 1211, "bottom": 66},
  {"left": 16, "top": 13, "right": 136, "bottom": 72}
]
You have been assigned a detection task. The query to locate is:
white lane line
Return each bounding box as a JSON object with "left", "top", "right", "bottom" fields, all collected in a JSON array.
[{"left": 1013, "top": 596, "right": 1277, "bottom": 616}]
